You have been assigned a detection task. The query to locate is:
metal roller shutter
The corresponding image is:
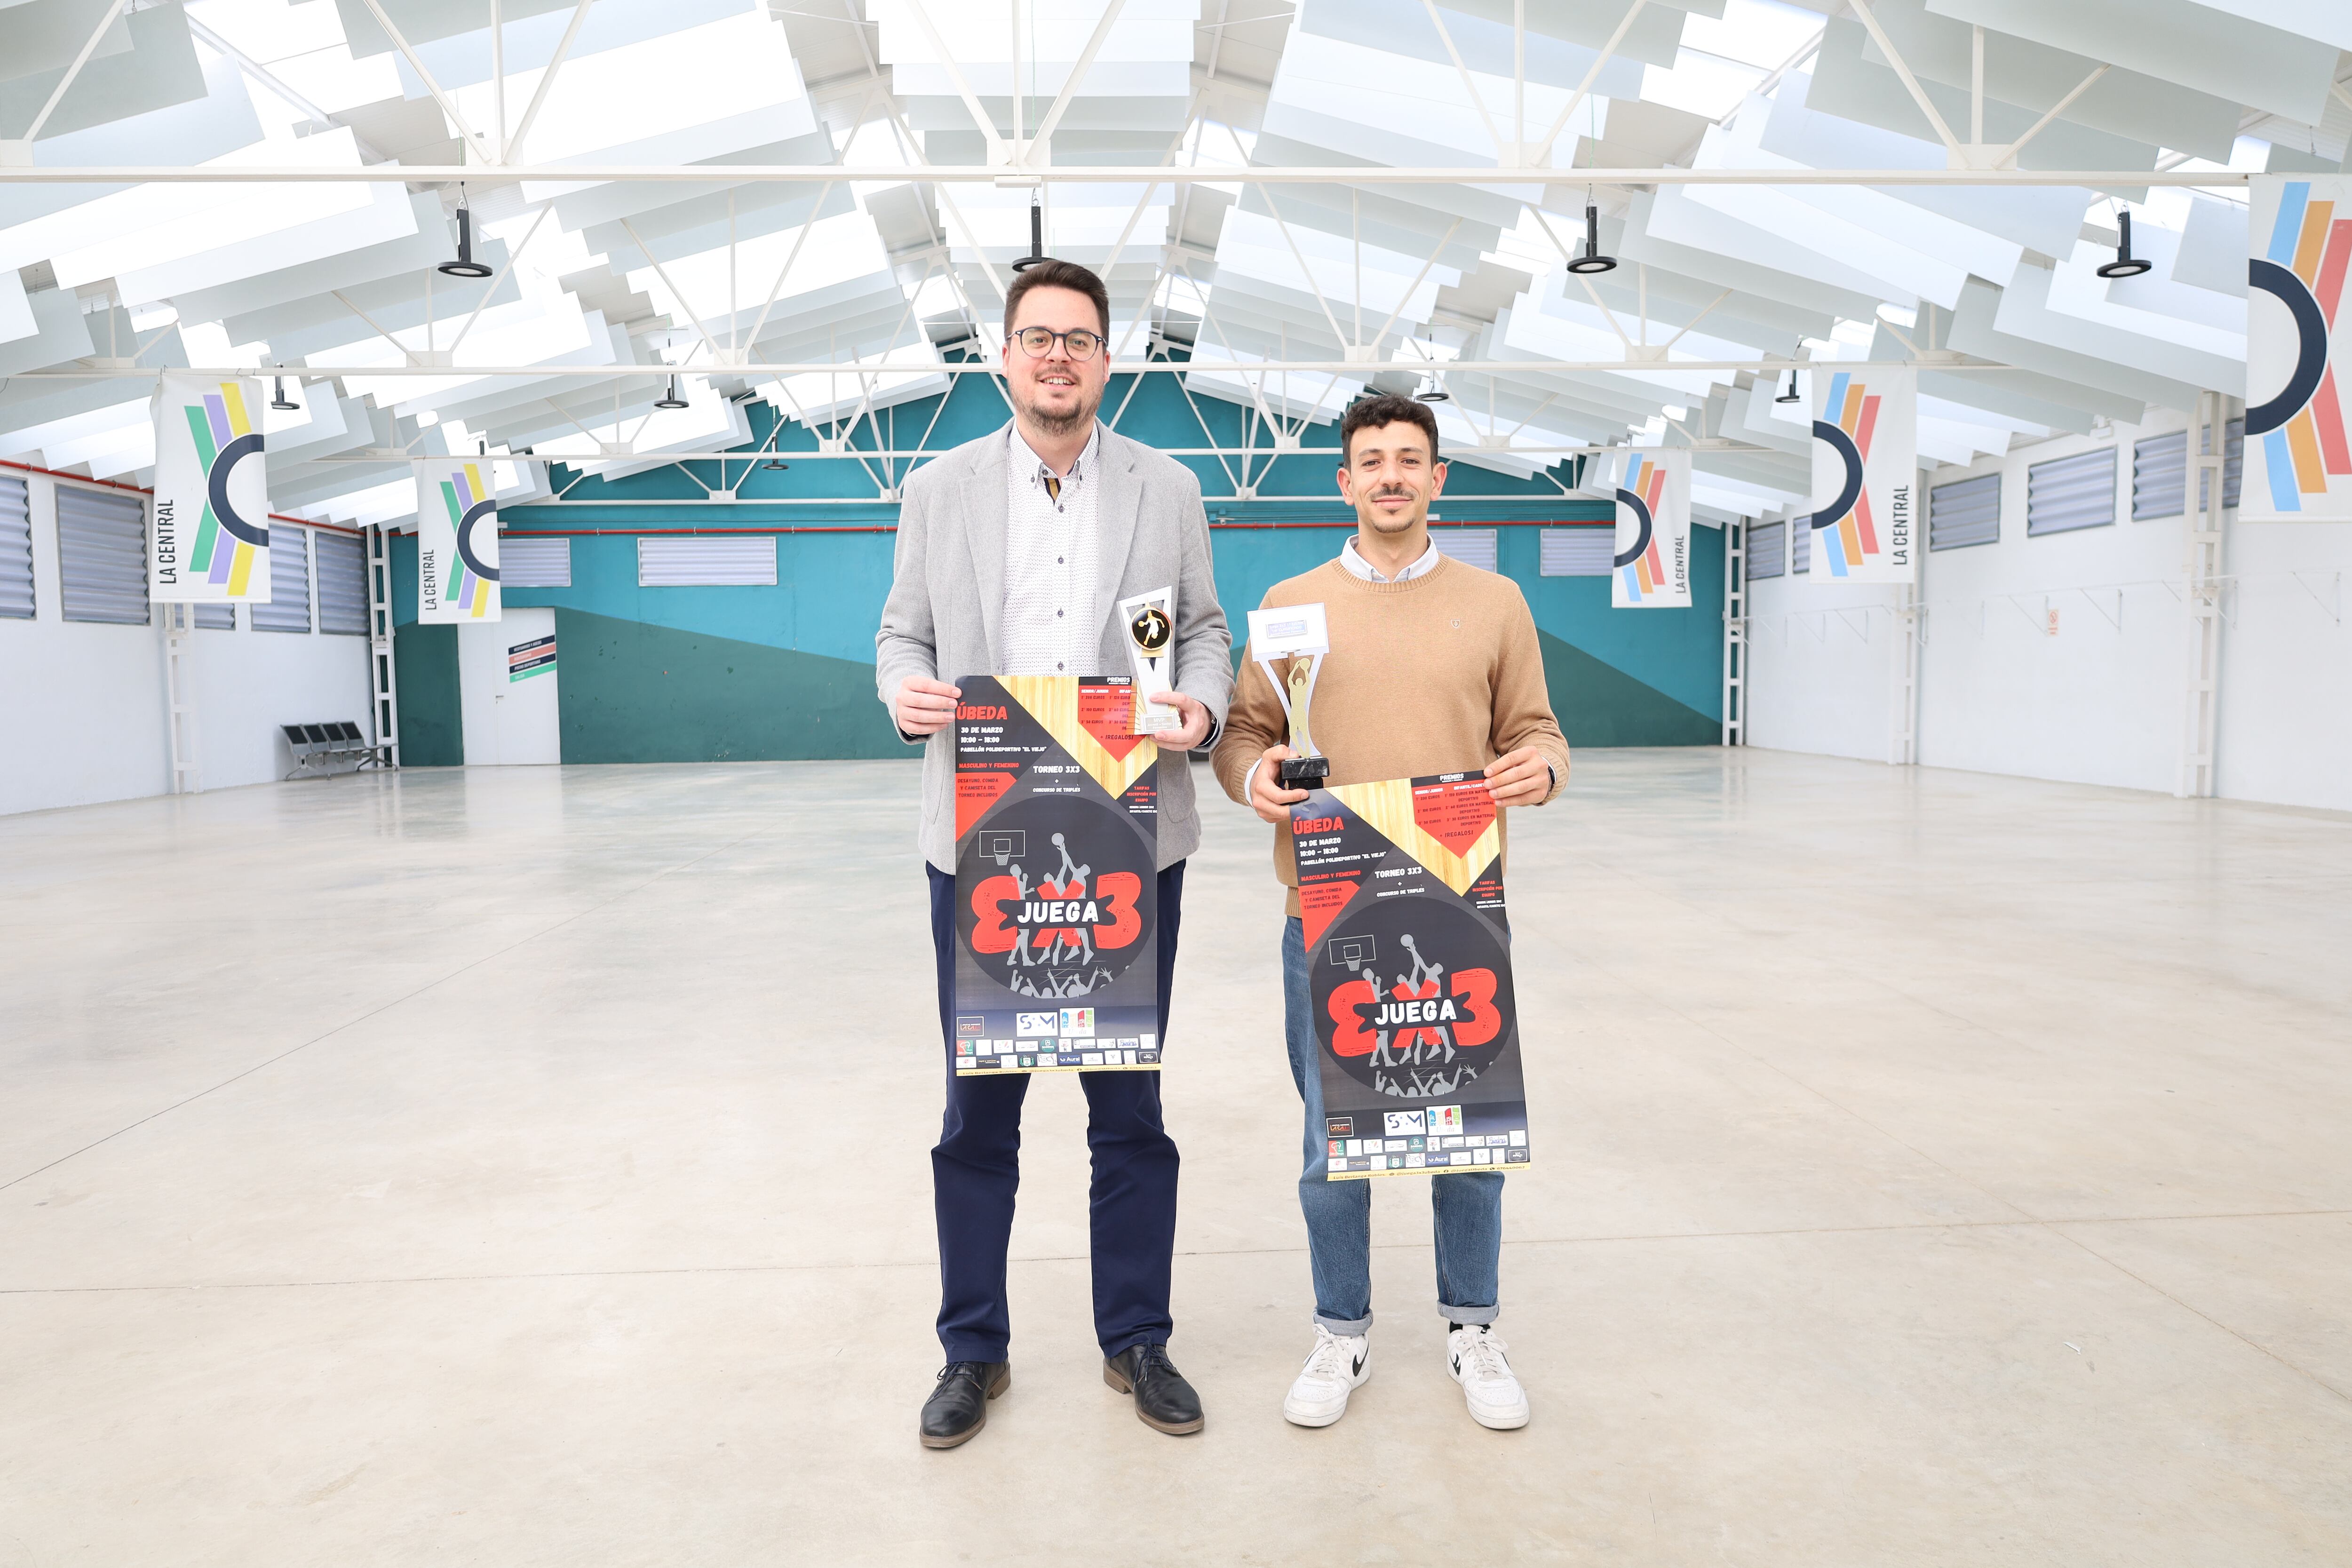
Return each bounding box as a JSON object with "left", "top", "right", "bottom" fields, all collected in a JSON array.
[
  {"left": 252, "top": 525, "right": 312, "bottom": 632},
  {"left": 2132, "top": 432, "right": 2186, "bottom": 520},
  {"left": 1930, "top": 473, "right": 2001, "bottom": 550},
  {"left": 2026, "top": 449, "right": 2116, "bottom": 537},
  {"left": 0, "top": 475, "right": 30, "bottom": 619},
  {"left": 56, "top": 485, "right": 148, "bottom": 625},
  {"left": 501, "top": 534, "right": 572, "bottom": 587},
  {"left": 2199, "top": 417, "right": 2245, "bottom": 512},
  {"left": 637, "top": 536, "right": 777, "bottom": 586},
  {"left": 1538, "top": 527, "right": 1610, "bottom": 576},
  {"left": 1792, "top": 515, "right": 1812, "bottom": 574},
  {"left": 1432, "top": 528, "right": 1498, "bottom": 573},
  {"left": 1746, "top": 520, "right": 1785, "bottom": 580},
  {"left": 196, "top": 603, "right": 235, "bottom": 629},
  {"left": 316, "top": 531, "right": 367, "bottom": 635}
]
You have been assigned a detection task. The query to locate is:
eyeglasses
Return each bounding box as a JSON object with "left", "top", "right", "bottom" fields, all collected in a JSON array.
[{"left": 1008, "top": 326, "right": 1103, "bottom": 361}]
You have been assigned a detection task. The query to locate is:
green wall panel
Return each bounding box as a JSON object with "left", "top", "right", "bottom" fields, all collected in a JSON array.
[
  {"left": 1540, "top": 629, "right": 1719, "bottom": 748},
  {"left": 554, "top": 608, "right": 905, "bottom": 763},
  {"left": 391, "top": 622, "right": 463, "bottom": 766}
]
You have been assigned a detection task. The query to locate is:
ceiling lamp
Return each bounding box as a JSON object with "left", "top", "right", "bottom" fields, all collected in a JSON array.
[
  {"left": 1565, "top": 203, "right": 1616, "bottom": 275},
  {"left": 1775, "top": 370, "right": 1802, "bottom": 404},
  {"left": 654, "top": 375, "right": 689, "bottom": 410},
  {"left": 2096, "top": 209, "right": 2152, "bottom": 280},
  {"left": 1010, "top": 198, "right": 1049, "bottom": 273},
  {"left": 438, "top": 192, "right": 493, "bottom": 280},
  {"left": 269, "top": 374, "right": 299, "bottom": 412},
  {"left": 762, "top": 458, "right": 789, "bottom": 471},
  {"left": 1415, "top": 380, "right": 1451, "bottom": 403}
]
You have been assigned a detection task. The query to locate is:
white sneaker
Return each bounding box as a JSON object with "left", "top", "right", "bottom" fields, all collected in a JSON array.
[
  {"left": 1446, "top": 1323, "right": 1530, "bottom": 1429},
  {"left": 1282, "top": 1324, "right": 1372, "bottom": 1427}
]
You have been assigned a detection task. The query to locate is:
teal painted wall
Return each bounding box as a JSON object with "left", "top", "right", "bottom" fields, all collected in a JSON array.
[{"left": 389, "top": 372, "right": 1726, "bottom": 760}]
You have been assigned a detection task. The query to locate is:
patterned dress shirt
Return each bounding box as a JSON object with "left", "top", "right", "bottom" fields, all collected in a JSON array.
[{"left": 999, "top": 422, "right": 1102, "bottom": 677}]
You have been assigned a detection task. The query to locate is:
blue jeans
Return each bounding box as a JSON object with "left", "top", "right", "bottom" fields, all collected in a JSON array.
[{"left": 1282, "top": 916, "right": 1503, "bottom": 1333}]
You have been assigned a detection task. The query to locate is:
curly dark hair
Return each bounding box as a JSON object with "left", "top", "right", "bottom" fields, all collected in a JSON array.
[{"left": 1340, "top": 392, "right": 1440, "bottom": 464}]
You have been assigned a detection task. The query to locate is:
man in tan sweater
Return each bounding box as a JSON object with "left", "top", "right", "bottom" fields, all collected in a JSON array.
[{"left": 1212, "top": 391, "right": 1569, "bottom": 1432}]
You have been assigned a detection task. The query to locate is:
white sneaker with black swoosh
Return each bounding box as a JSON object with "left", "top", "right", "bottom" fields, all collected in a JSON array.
[
  {"left": 1446, "top": 1322, "right": 1530, "bottom": 1429},
  {"left": 1282, "top": 1325, "right": 1371, "bottom": 1427}
]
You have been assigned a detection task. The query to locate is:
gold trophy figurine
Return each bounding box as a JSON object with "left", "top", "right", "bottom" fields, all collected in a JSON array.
[
  {"left": 1247, "top": 601, "right": 1332, "bottom": 788},
  {"left": 1277, "top": 653, "right": 1330, "bottom": 788}
]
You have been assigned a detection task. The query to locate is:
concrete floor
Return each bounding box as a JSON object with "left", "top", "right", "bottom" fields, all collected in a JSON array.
[{"left": 3, "top": 750, "right": 2350, "bottom": 1566}]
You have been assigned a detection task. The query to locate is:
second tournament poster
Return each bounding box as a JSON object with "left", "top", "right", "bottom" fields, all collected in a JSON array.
[
  {"left": 1292, "top": 774, "right": 1532, "bottom": 1178},
  {"left": 953, "top": 675, "right": 1160, "bottom": 1075}
]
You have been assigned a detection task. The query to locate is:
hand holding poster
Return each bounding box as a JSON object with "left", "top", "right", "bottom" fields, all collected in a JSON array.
[
  {"left": 1807, "top": 366, "right": 1916, "bottom": 581},
  {"left": 151, "top": 374, "right": 271, "bottom": 603},
  {"left": 1292, "top": 774, "right": 1531, "bottom": 1178},
  {"left": 953, "top": 675, "right": 1160, "bottom": 1075},
  {"left": 419, "top": 459, "right": 501, "bottom": 623}
]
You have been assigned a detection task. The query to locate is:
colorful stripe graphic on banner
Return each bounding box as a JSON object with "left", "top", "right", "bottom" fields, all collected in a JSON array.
[
  {"left": 417, "top": 460, "right": 501, "bottom": 624},
  {"left": 151, "top": 374, "right": 271, "bottom": 603},
  {"left": 1609, "top": 448, "right": 1692, "bottom": 609},
  {"left": 1807, "top": 366, "right": 1915, "bottom": 581},
  {"left": 2247, "top": 178, "right": 2352, "bottom": 520}
]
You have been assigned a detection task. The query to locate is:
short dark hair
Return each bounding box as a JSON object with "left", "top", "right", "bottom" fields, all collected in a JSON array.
[
  {"left": 1340, "top": 392, "right": 1441, "bottom": 465},
  {"left": 1003, "top": 259, "right": 1111, "bottom": 339}
]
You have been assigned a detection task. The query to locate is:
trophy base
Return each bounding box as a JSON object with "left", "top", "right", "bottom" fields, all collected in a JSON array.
[{"left": 1277, "top": 755, "right": 1331, "bottom": 788}]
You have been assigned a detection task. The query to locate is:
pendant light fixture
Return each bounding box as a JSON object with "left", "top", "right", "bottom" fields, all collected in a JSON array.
[
  {"left": 269, "top": 374, "right": 299, "bottom": 411},
  {"left": 1565, "top": 201, "right": 1617, "bottom": 276},
  {"left": 2095, "top": 208, "right": 2152, "bottom": 279},
  {"left": 654, "top": 375, "right": 689, "bottom": 410},
  {"left": 1010, "top": 196, "right": 1049, "bottom": 273},
  {"left": 438, "top": 187, "right": 493, "bottom": 279},
  {"left": 1415, "top": 379, "right": 1451, "bottom": 403},
  {"left": 762, "top": 457, "right": 790, "bottom": 471},
  {"left": 1775, "top": 369, "right": 1802, "bottom": 404}
]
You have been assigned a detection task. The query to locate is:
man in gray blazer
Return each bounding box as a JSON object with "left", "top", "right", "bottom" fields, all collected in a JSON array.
[{"left": 875, "top": 259, "right": 1232, "bottom": 1449}]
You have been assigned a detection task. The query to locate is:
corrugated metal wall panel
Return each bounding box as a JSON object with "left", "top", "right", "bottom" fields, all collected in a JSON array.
[
  {"left": 638, "top": 536, "right": 778, "bottom": 586},
  {"left": 501, "top": 534, "right": 572, "bottom": 588},
  {"left": 1432, "top": 528, "right": 1498, "bottom": 573},
  {"left": 0, "top": 475, "right": 31, "bottom": 619},
  {"left": 55, "top": 486, "right": 148, "bottom": 625},
  {"left": 252, "top": 525, "right": 311, "bottom": 632},
  {"left": 1746, "top": 520, "right": 1785, "bottom": 580},
  {"left": 1930, "top": 473, "right": 2001, "bottom": 550},
  {"left": 2132, "top": 432, "right": 2186, "bottom": 520},
  {"left": 316, "top": 531, "right": 367, "bottom": 635},
  {"left": 2026, "top": 448, "right": 2116, "bottom": 537},
  {"left": 1538, "top": 527, "right": 1611, "bottom": 576}
]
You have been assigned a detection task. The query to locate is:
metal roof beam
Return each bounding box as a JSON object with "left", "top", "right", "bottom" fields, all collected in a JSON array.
[{"left": 0, "top": 165, "right": 2255, "bottom": 186}]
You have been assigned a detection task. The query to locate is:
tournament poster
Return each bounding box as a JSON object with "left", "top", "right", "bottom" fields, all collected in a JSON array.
[
  {"left": 952, "top": 675, "right": 1160, "bottom": 1075},
  {"left": 1292, "top": 774, "right": 1531, "bottom": 1178}
]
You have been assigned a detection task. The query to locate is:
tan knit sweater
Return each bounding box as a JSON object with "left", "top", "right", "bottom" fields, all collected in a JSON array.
[{"left": 1211, "top": 553, "right": 1571, "bottom": 912}]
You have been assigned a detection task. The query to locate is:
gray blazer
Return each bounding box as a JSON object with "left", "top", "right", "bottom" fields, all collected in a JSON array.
[{"left": 876, "top": 421, "right": 1234, "bottom": 872}]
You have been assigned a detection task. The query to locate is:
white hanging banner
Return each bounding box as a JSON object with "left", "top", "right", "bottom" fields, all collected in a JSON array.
[
  {"left": 2246, "top": 176, "right": 2352, "bottom": 521},
  {"left": 1607, "top": 448, "right": 1692, "bottom": 609},
  {"left": 418, "top": 459, "right": 501, "bottom": 623},
  {"left": 151, "top": 374, "right": 271, "bottom": 603},
  {"left": 1807, "top": 366, "right": 1916, "bottom": 581}
]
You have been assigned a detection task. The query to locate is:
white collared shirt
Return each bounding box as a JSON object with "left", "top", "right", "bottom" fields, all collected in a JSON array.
[
  {"left": 1000, "top": 421, "right": 1103, "bottom": 677},
  {"left": 1339, "top": 534, "right": 1442, "bottom": 584}
]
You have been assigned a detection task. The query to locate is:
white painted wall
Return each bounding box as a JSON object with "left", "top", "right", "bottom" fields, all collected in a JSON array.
[
  {"left": 1744, "top": 409, "right": 2352, "bottom": 812},
  {"left": 0, "top": 472, "right": 373, "bottom": 817}
]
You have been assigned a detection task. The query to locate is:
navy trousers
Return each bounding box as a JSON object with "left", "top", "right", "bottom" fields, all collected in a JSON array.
[{"left": 928, "top": 860, "right": 1185, "bottom": 1364}]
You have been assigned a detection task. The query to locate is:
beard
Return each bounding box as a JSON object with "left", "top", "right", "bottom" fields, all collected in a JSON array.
[{"left": 1014, "top": 379, "right": 1102, "bottom": 437}]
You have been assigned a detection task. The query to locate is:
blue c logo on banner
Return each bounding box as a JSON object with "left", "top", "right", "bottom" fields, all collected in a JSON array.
[
  {"left": 1612, "top": 487, "right": 1653, "bottom": 568},
  {"left": 2247, "top": 257, "right": 2328, "bottom": 437},
  {"left": 1811, "top": 418, "right": 1864, "bottom": 533},
  {"left": 454, "top": 498, "right": 500, "bottom": 582},
  {"left": 208, "top": 432, "right": 270, "bottom": 548}
]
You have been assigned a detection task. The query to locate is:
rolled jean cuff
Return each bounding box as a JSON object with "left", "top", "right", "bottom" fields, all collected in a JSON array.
[
  {"left": 1440, "top": 1303, "right": 1500, "bottom": 1327},
  {"left": 1313, "top": 1309, "right": 1374, "bottom": 1335}
]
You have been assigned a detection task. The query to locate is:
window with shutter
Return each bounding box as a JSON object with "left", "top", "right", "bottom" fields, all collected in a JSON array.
[
  {"left": 2026, "top": 449, "right": 2116, "bottom": 537},
  {"left": 196, "top": 603, "right": 235, "bottom": 629},
  {"left": 252, "top": 525, "right": 312, "bottom": 632},
  {"left": 2132, "top": 432, "right": 2186, "bottom": 521},
  {"left": 1746, "top": 520, "right": 1785, "bottom": 581},
  {"left": 1431, "top": 528, "right": 1498, "bottom": 573},
  {"left": 1538, "top": 527, "right": 1611, "bottom": 577},
  {"left": 316, "top": 532, "right": 367, "bottom": 635},
  {"left": 0, "top": 475, "right": 31, "bottom": 619},
  {"left": 56, "top": 485, "right": 148, "bottom": 625},
  {"left": 501, "top": 534, "right": 572, "bottom": 588},
  {"left": 1930, "top": 474, "right": 2001, "bottom": 550},
  {"left": 1792, "top": 515, "right": 1812, "bottom": 574},
  {"left": 637, "top": 537, "right": 777, "bottom": 586}
]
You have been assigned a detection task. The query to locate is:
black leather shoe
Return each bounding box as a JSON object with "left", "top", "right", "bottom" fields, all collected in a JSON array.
[
  {"left": 919, "top": 1361, "right": 1009, "bottom": 1449},
  {"left": 1103, "top": 1344, "right": 1204, "bottom": 1435}
]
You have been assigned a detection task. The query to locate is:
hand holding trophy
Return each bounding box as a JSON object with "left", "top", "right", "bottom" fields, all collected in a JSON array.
[{"left": 1246, "top": 603, "right": 1331, "bottom": 788}]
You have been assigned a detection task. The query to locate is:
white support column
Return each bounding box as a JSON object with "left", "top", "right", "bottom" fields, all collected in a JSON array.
[
  {"left": 368, "top": 523, "right": 402, "bottom": 766},
  {"left": 1721, "top": 517, "right": 1746, "bottom": 746},
  {"left": 2181, "top": 390, "right": 2229, "bottom": 798},
  {"left": 163, "top": 600, "right": 201, "bottom": 793}
]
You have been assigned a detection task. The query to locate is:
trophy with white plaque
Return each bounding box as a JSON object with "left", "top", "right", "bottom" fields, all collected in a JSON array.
[
  {"left": 1118, "top": 585, "right": 1179, "bottom": 734},
  {"left": 1247, "top": 602, "right": 1331, "bottom": 788}
]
